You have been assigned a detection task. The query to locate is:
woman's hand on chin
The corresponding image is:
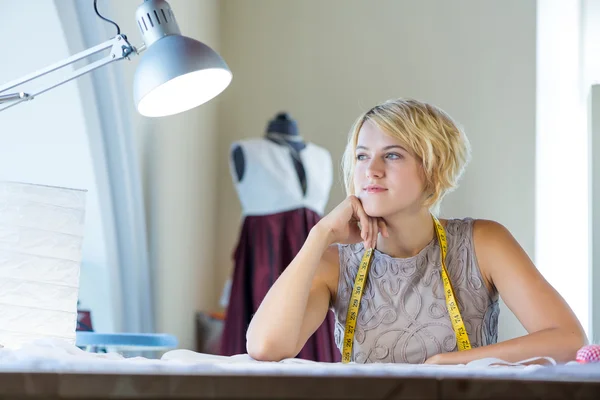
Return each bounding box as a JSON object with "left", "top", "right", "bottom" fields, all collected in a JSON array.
[{"left": 315, "top": 195, "right": 388, "bottom": 249}]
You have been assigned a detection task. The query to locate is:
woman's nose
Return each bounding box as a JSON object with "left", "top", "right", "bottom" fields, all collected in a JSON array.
[{"left": 366, "top": 159, "right": 384, "bottom": 179}]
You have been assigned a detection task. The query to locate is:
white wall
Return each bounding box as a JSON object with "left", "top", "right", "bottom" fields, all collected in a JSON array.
[
  {"left": 584, "top": 0, "right": 600, "bottom": 88},
  {"left": 536, "top": 0, "right": 590, "bottom": 338},
  {"left": 216, "top": 0, "right": 537, "bottom": 341},
  {"left": 0, "top": 0, "right": 112, "bottom": 332}
]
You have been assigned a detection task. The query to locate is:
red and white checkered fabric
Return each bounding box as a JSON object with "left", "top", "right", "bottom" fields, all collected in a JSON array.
[{"left": 576, "top": 345, "right": 600, "bottom": 363}]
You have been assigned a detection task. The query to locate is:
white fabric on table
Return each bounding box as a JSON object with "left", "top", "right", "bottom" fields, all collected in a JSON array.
[{"left": 0, "top": 339, "right": 598, "bottom": 383}]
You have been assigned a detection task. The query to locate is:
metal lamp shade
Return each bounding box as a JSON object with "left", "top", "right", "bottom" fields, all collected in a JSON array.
[{"left": 133, "top": 35, "right": 232, "bottom": 118}]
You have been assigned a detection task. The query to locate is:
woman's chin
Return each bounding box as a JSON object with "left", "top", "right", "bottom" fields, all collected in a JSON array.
[{"left": 361, "top": 201, "right": 388, "bottom": 218}]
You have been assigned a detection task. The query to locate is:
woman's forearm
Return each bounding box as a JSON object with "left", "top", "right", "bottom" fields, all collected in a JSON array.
[
  {"left": 429, "top": 328, "right": 587, "bottom": 365},
  {"left": 245, "top": 226, "right": 331, "bottom": 360}
]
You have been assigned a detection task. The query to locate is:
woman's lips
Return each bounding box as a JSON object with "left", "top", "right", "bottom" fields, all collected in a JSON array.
[{"left": 364, "top": 185, "right": 387, "bottom": 194}]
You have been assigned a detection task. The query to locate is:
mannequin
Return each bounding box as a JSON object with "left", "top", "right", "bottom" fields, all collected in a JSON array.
[
  {"left": 220, "top": 112, "right": 338, "bottom": 362},
  {"left": 231, "top": 112, "right": 307, "bottom": 194}
]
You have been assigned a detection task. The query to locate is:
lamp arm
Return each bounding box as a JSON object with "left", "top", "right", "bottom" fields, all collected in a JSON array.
[{"left": 0, "top": 34, "right": 142, "bottom": 112}]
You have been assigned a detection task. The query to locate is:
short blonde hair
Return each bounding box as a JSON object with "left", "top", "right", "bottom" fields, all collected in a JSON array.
[{"left": 342, "top": 98, "right": 471, "bottom": 214}]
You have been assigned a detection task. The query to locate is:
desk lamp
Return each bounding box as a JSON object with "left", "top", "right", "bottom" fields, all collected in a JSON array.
[{"left": 0, "top": 0, "right": 232, "bottom": 117}]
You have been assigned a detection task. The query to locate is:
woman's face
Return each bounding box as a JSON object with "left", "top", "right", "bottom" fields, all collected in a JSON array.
[{"left": 353, "top": 120, "right": 427, "bottom": 217}]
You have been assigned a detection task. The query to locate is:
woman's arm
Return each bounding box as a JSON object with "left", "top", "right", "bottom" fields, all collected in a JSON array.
[
  {"left": 246, "top": 195, "right": 384, "bottom": 361},
  {"left": 426, "top": 219, "right": 587, "bottom": 365},
  {"left": 245, "top": 226, "right": 340, "bottom": 361}
]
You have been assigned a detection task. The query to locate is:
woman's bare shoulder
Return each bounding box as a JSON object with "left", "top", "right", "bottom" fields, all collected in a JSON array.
[{"left": 471, "top": 218, "right": 518, "bottom": 292}]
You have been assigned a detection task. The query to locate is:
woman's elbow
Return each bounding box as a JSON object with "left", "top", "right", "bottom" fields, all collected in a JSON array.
[
  {"left": 570, "top": 327, "right": 589, "bottom": 350},
  {"left": 560, "top": 327, "right": 588, "bottom": 361},
  {"left": 246, "top": 337, "right": 294, "bottom": 362}
]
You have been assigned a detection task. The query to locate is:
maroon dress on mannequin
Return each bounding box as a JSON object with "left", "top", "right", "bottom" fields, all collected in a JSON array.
[{"left": 220, "top": 138, "right": 340, "bottom": 362}]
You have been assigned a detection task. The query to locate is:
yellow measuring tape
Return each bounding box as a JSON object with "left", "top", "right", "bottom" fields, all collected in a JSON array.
[{"left": 341, "top": 215, "right": 471, "bottom": 363}]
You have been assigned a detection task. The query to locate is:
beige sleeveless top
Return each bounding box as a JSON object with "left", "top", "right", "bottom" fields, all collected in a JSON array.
[{"left": 331, "top": 218, "right": 499, "bottom": 364}]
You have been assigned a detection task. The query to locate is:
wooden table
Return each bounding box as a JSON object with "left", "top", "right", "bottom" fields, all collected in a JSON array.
[{"left": 1, "top": 371, "right": 599, "bottom": 399}]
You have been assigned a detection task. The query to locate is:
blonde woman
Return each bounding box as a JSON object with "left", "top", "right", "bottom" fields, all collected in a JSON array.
[{"left": 245, "top": 98, "right": 586, "bottom": 364}]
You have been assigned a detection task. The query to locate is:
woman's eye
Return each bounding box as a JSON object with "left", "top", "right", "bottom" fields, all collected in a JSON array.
[
  {"left": 356, "top": 154, "right": 367, "bottom": 161},
  {"left": 385, "top": 153, "right": 402, "bottom": 160}
]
